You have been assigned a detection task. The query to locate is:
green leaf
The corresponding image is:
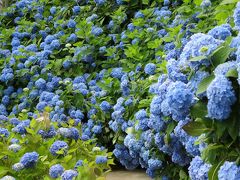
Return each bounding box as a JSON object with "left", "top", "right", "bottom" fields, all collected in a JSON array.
[
  {"left": 194, "top": 0, "right": 202, "bottom": 6},
  {"left": 189, "top": 56, "right": 207, "bottom": 62},
  {"left": 126, "top": 127, "right": 134, "bottom": 134},
  {"left": 220, "top": 0, "right": 239, "bottom": 5},
  {"left": 138, "top": 99, "right": 151, "bottom": 108},
  {"left": 202, "top": 144, "right": 224, "bottom": 163},
  {"left": 215, "top": 121, "right": 227, "bottom": 139},
  {"left": 208, "top": 160, "right": 225, "bottom": 180},
  {"left": 190, "top": 101, "right": 208, "bottom": 119},
  {"left": 166, "top": 121, "right": 176, "bottom": 135},
  {"left": 196, "top": 75, "right": 215, "bottom": 95},
  {"left": 179, "top": 169, "right": 189, "bottom": 180},
  {"left": 227, "top": 116, "right": 239, "bottom": 140},
  {"left": 183, "top": 121, "right": 210, "bottom": 136},
  {"left": 211, "top": 45, "right": 233, "bottom": 67},
  {"left": 0, "top": 166, "right": 8, "bottom": 177},
  {"left": 226, "top": 68, "right": 238, "bottom": 78}
]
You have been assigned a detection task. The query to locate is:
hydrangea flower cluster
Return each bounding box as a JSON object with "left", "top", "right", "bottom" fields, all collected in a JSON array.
[
  {"left": 188, "top": 156, "right": 211, "bottom": 180},
  {"left": 0, "top": 0, "right": 240, "bottom": 179},
  {"left": 218, "top": 161, "right": 240, "bottom": 180},
  {"left": 207, "top": 75, "right": 236, "bottom": 120},
  {"left": 19, "top": 152, "right": 39, "bottom": 168}
]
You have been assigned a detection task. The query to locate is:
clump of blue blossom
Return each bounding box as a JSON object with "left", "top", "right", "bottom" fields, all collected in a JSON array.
[
  {"left": 207, "top": 75, "right": 236, "bottom": 120},
  {"left": 20, "top": 151, "right": 39, "bottom": 168},
  {"left": 188, "top": 156, "right": 211, "bottom": 180},
  {"left": 50, "top": 141, "right": 68, "bottom": 156},
  {"left": 218, "top": 161, "right": 240, "bottom": 180},
  {"left": 49, "top": 164, "right": 64, "bottom": 178},
  {"left": 61, "top": 170, "right": 78, "bottom": 180},
  {"left": 234, "top": 2, "right": 240, "bottom": 30},
  {"left": 144, "top": 63, "right": 156, "bottom": 75}
]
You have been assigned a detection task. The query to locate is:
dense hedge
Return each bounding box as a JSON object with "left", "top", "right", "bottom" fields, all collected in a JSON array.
[{"left": 0, "top": 0, "right": 240, "bottom": 179}]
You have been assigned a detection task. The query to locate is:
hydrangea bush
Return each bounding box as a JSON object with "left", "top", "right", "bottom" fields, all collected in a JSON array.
[{"left": 0, "top": 0, "right": 240, "bottom": 179}]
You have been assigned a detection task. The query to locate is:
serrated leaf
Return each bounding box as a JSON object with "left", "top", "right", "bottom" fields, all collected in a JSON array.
[
  {"left": 208, "top": 160, "right": 225, "bottom": 180},
  {"left": 166, "top": 121, "right": 176, "bottom": 135},
  {"left": 196, "top": 75, "right": 215, "bottom": 95},
  {"left": 211, "top": 45, "right": 232, "bottom": 67},
  {"left": 189, "top": 56, "right": 207, "bottom": 62},
  {"left": 226, "top": 68, "right": 238, "bottom": 78},
  {"left": 183, "top": 121, "right": 210, "bottom": 136},
  {"left": 190, "top": 101, "right": 208, "bottom": 119},
  {"left": 220, "top": 0, "right": 239, "bottom": 5}
]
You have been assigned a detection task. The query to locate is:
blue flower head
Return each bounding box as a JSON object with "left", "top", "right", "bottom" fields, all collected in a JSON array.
[
  {"left": 67, "top": 19, "right": 76, "bottom": 28},
  {"left": 20, "top": 152, "right": 39, "bottom": 168},
  {"left": 208, "top": 24, "right": 231, "bottom": 40},
  {"left": 165, "top": 81, "right": 193, "bottom": 121},
  {"left": 100, "top": 101, "right": 111, "bottom": 112},
  {"left": 74, "top": 160, "right": 83, "bottom": 169},
  {"left": 49, "top": 164, "right": 64, "bottom": 178},
  {"left": 179, "top": 33, "right": 222, "bottom": 70},
  {"left": 61, "top": 170, "right": 78, "bottom": 180},
  {"left": 207, "top": 75, "right": 236, "bottom": 120},
  {"left": 72, "top": 6, "right": 80, "bottom": 14},
  {"left": 94, "top": 0, "right": 106, "bottom": 5},
  {"left": 12, "top": 163, "right": 24, "bottom": 171},
  {"left": 50, "top": 141, "right": 68, "bottom": 156},
  {"left": 0, "top": 128, "right": 10, "bottom": 138},
  {"left": 50, "top": 7, "right": 57, "bottom": 15},
  {"left": 188, "top": 156, "right": 211, "bottom": 180},
  {"left": 91, "top": 26, "right": 103, "bottom": 36},
  {"left": 234, "top": 2, "right": 240, "bottom": 30},
  {"left": 144, "top": 63, "right": 156, "bottom": 75},
  {"left": 218, "top": 161, "right": 240, "bottom": 180},
  {"left": 96, "top": 156, "right": 108, "bottom": 164}
]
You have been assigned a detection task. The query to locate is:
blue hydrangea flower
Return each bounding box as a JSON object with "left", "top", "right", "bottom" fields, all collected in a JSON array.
[
  {"left": 12, "top": 163, "right": 24, "bottom": 171},
  {"left": 50, "top": 141, "right": 68, "bottom": 156},
  {"left": 111, "top": 68, "right": 124, "bottom": 79},
  {"left": 94, "top": 0, "right": 106, "bottom": 5},
  {"left": 20, "top": 152, "right": 39, "bottom": 168},
  {"left": 8, "top": 144, "right": 21, "bottom": 152},
  {"left": 144, "top": 63, "right": 156, "bottom": 75},
  {"left": 208, "top": 24, "right": 231, "bottom": 40},
  {"left": 96, "top": 156, "right": 108, "bottom": 164},
  {"left": 49, "top": 164, "right": 64, "bottom": 178},
  {"left": 167, "top": 59, "right": 187, "bottom": 83},
  {"left": 61, "top": 170, "right": 78, "bottom": 180},
  {"left": 207, "top": 75, "right": 236, "bottom": 120},
  {"left": 1, "top": 176, "right": 16, "bottom": 180},
  {"left": 201, "top": 0, "right": 211, "bottom": 8},
  {"left": 92, "top": 125, "right": 102, "bottom": 134},
  {"left": 135, "top": 11, "right": 144, "bottom": 18},
  {"left": 188, "top": 156, "right": 211, "bottom": 180},
  {"left": 67, "top": 19, "right": 76, "bottom": 28},
  {"left": 72, "top": 6, "right": 80, "bottom": 14},
  {"left": 0, "top": 128, "right": 10, "bottom": 138},
  {"left": 234, "top": 2, "right": 240, "bottom": 30},
  {"left": 214, "top": 61, "right": 236, "bottom": 76},
  {"left": 35, "top": 78, "right": 46, "bottom": 89},
  {"left": 100, "top": 101, "right": 111, "bottom": 112},
  {"left": 91, "top": 26, "right": 103, "bottom": 36},
  {"left": 218, "top": 161, "right": 240, "bottom": 180},
  {"left": 148, "top": 159, "right": 162, "bottom": 170},
  {"left": 179, "top": 33, "right": 222, "bottom": 70},
  {"left": 50, "top": 7, "right": 57, "bottom": 15},
  {"left": 165, "top": 81, "right": 193, "bottom": 121},
  {"left": 187, "top": 70, "right": 209, "bottom": 94},
  {"left": 74, "top": 160, "right": 83, "bottom": 169}
]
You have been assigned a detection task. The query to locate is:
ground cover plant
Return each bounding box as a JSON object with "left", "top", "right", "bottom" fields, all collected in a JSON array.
[{"left": 0, "top": 0, "right": 240, "bottom": 179}]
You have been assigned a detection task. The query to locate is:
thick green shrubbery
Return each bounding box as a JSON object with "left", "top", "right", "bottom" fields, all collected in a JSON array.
[{"left": 0, "top": 0, "right": 240, "bottom": 179}]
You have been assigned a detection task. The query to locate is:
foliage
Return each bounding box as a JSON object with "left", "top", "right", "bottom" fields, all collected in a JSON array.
[{"left": 0, "top": 0, "right": 240, "bottom": 179}]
